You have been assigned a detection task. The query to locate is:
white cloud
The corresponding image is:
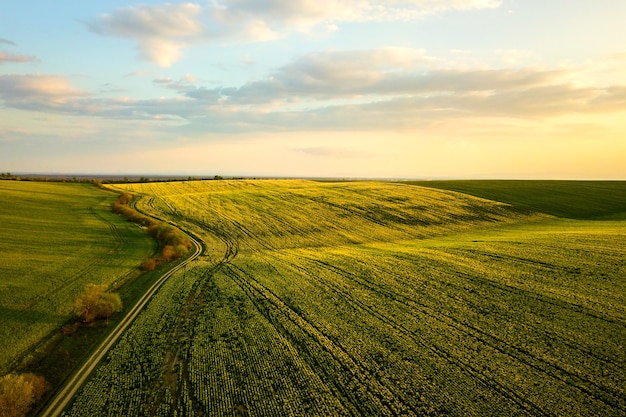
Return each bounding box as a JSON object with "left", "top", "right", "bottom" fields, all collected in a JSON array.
[
  {"left": 87, "top": 1, "right": 502, "bottom": 66},
  {"left": 5, "top": 48, "right": 624, "bottom": 133},
  {"left": 88, "top": 3, "right": 204, "bottom": 67},
  {"left": 181, "top": 49, "right": 565, "bottom": 105},
  {"left": 90, "top": 3, "right": 204, "bottom": 38},
  {"left": 216, "top": 0, "right": 501, "bottom": 26},
  {"left": 0, "top": 74, "right": 87, "bottom": 109},
  {"left": 138, "top": 39, "right": 184, "bottom": 67},
  {"left": 159, "top": 47, "right": 626, "bottom": 132}
]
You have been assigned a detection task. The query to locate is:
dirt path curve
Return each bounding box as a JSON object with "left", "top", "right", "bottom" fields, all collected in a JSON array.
[{"left": 38, "top": 200, "right": 203, "bottom": 417}]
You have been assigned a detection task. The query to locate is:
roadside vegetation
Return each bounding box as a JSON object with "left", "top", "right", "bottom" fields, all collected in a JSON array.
[
  {"left": 65, "top": 180, "right": 626, "bottom": 416},
  {"left": 0, "top": 181, "right": 159, "bottom": 415},
  {"left": 0, "top": 181, "right": 156, "bottom": 373},
  {"left": 110, "top": 191, "right": 192, "bottom": 267},
  {"left": 0, "top": 373, "right": 49, "bottom": 417},
  {"left": 73, "top": 284, "right": 122, "bottom": 324}
]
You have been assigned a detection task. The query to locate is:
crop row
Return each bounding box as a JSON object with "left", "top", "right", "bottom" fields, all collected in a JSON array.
[
  {"left": 116, "top": 180, "right": 538, "bottom": 253},
  {"left": 65, "top": 180, "right": 626, "bottom": 416}
]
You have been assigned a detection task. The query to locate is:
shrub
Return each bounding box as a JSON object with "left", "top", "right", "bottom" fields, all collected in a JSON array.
[
  {"left": 0, "top": 373, "right": 49, "bottom": 417},
  {"left": 118, "top": 192, "right": 133, "bottom": 205},
  {"left": 140, "top": 258, "right": 158, "bottom": 271},
  {"left": 174, "top": 244, "right": 190, "bottom": 258},
  {"left": 73, "top": 284, "right": 122, "bottom": 324},
  {"left": 161, "top": 245, "right": 176, "bottom": 261},
  {"left": 112, "top": 191, "right": 191, "bottom": 264},
  {"left": 149, "top": 223, "right": 192, "bottom": 258},
  {"left": 111, "top": 193, "right": 155, "bottom": 227}
]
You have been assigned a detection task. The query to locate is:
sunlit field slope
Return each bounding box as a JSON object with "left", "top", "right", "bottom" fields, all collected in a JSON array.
[
  {"left": 66, "top": 180, "right": 626, "bottom": 416},
  {"left": 127, "top": 180, "right": 534, "bottom": 254},
  {"left": 0, "top": 181, "right": 155, "bottom": 373},
  {"left": 408, "top": 180, "right": 626, "bottom": 219}
]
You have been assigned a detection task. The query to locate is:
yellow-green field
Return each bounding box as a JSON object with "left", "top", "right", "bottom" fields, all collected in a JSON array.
[
  {"left": 405, "top": 180, "right": 626, "bottom": 219},
  {"left": 63, "top": 180, "right": 625, "bottom": 416},
  {"left": 0, "top": 181, "right": 155, "bottom": 374}
]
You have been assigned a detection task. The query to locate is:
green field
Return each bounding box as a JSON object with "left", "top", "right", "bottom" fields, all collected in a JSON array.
[
  {"left": 0, "top": 181, "right": 155, "bottom": 374},
  {"left": 63, "top": 180, "right": 626, "bottom": 416},
  {"left": 407, "top": 180, "right": 626, "bottom": 219}
]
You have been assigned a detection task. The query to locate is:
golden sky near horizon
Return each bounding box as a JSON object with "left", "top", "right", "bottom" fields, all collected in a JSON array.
[{"left": 1, "top": 1, "right": 625, "bottom": 178}]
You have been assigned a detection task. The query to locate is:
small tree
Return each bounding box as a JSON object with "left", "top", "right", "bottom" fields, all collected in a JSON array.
[
  {"left": 0, "top": 373, "right": 49, "bottom": 417},
  {"left": 140, "top": 258, "right": 158, "bottom": 271},
  {"left": 73, "top": 284, "right": 122, "bottom": 324}
]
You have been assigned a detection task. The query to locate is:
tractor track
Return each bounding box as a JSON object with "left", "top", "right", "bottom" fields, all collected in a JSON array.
[{"left": 38, "top": 196, "right": 203, "bottom": 417}]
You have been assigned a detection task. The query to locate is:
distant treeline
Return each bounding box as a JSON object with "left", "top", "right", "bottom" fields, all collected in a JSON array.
[
  {"left": 0, "top": 173, "right": 234, "bottom": 183},
  {"left": 111, "top": 192, "right": 192, "bottom": 269}
]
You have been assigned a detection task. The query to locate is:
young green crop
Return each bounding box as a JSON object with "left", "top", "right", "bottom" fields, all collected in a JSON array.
[
  {"left": 407, "top": 180, "right": 626, "bottom": 219},
  {"left": 0, "top": 181, "right": 155, "bottom": 374},
  {"left": 67, "top": 180, "right": 626, "bottom": 416}
]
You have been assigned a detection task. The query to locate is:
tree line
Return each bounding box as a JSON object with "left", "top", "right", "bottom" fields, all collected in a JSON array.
[
  {"left": 110, "top": 192, "right": 192, "bottom": 270},
  {"left": 0, "top": 173, "right": 230, "bottom": 183}
]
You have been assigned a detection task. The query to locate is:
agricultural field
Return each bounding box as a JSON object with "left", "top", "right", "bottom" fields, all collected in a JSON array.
[
  {"left": 0, "top": 181, "right": 155, "bottom": 374},
  {"left": 406, "top": 180, "right": 626, "bottom": 219},
  {"left": 64, "top": 180, "right": 626, "bottom": 416}
]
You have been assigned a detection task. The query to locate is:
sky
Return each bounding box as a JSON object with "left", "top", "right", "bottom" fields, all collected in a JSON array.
[{"left": 1, "top": 1, "right": 625, "bottom": 179}]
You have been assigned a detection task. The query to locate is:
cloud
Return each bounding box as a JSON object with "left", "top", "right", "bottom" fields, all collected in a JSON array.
[
  {"left": 125, "top": 70, "right": 153, "bottom": 78},
  {"left": 182, "top": 47, "right": 437, "bottom": 102},
  {"left": 88, "top": 3, "right": 204, "bottom": 67},
  {"left": 0, "top": 74, "right": 86, "bottom": 107},
  {"left": 87, "top": 1, "right": 501, "bottom": 66},
  {"left": 179, "top": 48, "right": 565, "bottom": 105},
  {"left": 0, "top": 52, "right": 38, "bottom": 64},
  {"left": 213, "top": 0, "right": 502, "bottom": 28},
  {"left": 0, "top": 38, "right": 16, "bottom": 46},
  {"left": 153, "top": 73, "right": 199, "bottom": 86},
  {"left": 161, "top": 46, "right": 626, "bottom": 132},
  {"left": 0, "top": 73, "right": 200, "bottom": 121},
  {"left": 4, "top": 48, "right": 624, "bottom": 133},
  {"left": 278, "top": 47, "right": 432, "bottom": 83},
  {"left": 591, "top": 86, "right": 626, "bottom": 111},
  {"left": 89, "top": 3, "right": 204, "bottom": 38},
  {"left": 137, "top": 39, "right": 185, "bottom": 67}
]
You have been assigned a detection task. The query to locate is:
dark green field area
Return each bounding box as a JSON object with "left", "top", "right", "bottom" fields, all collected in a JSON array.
[
  {"left": 408, "top": 180, "right": 626, "bottom": 219},
  {"left": 64, "top": 180, "right": 626, "bottom": 416},
  {"left": 0, "top": 181, "right": 155, "bottom": 373}
]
